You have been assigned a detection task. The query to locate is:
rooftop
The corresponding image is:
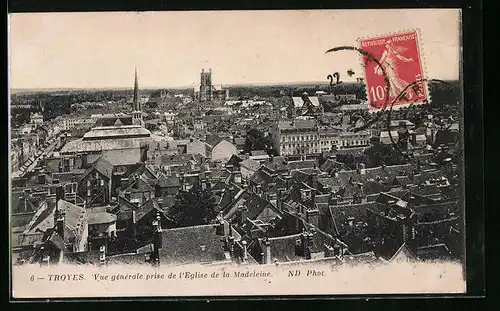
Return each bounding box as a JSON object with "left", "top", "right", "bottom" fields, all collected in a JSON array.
[{"left": 82, "top": 125, "right": 151, "bottom": 140}]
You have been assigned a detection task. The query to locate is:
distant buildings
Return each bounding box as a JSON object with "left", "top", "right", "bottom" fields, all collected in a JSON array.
[
  {"left": 30, "top": 112, "right": 44, "bottom": 125},
  {"left": 193, "top": 69, "right": 229, "bottom": 102}
]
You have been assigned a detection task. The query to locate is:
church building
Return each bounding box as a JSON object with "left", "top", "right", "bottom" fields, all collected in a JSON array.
[{"left": 60, "top": 68, "right": 166, "bottom": 167}]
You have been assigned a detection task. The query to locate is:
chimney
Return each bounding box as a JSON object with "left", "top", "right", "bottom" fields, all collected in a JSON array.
[
  {"left": 276, "top": 188, "right": 285, "bottom": 210},
  {"left": 120, "top": 178, "right": 129, "bottom": 188},
  {"left": 330, "top": 194, "right": 339, "bottom": 205},
  {"left": 228, "top": 236, "right": 235, "bottom": 258},
  {"left": 324, "top": 244, "right": 335, "bottom": 258},
  {"left": 242, "top": 240, "right": 248, "bottom": 262},
  {"left": 300, "top": 188, "right": 312, "bottom": 201},
  {"left": 299, "top": 231, "right": 313, "bottom": 259},
  {"left": 56, "top": 210, "right": 65, "bottom": 240},
  {"left": 153, "top": 213, "right": 163, "bottom": 250},
  {"left": 223, "top": 220, "right": 231, "bottom": 238},
  {"left": 38, "top": 174, "right": 46, "bottom": 185},
  {"left": 357, "top": 163, "right": 366, "bottom": 175},
  {"left": 262, "top": 239, "right": 272, "bottom": 264},
  {"left": 306, "top": 209, "right": 320, "bottom": 227},
  {"left": 40, "top": 247, "right": 50, "bottom": 266},
  {"left": 284, "top": 175, "right": 293, "bottom": 189},
  {"left": 238, "top": 200, "right": 248, "bottom": 225},
  {"left": 46, "top": 194, "right": 57, "bottom": 209},
  {"left": 234, "top": 172, "right": 242, "bottom": 184},
  {"left": 99, "top": 245, "right": 106, "bottom": 265}
]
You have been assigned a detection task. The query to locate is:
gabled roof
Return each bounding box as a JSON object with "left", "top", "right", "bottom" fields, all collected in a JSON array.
[
  {"left": 81, "top": 157, "right": 114, "bottom": 181},
  {"left": 123, "top": 177, "right": 155, "bottom": 193},
  {"left": 134, "top": 198, "right": 171, "bottom": 224},
  {"left": 389, "top": 242, "right": 416, "bottom": 262},
  {"left": 291, "top": 96, "right": 320, "bottom": 108}
]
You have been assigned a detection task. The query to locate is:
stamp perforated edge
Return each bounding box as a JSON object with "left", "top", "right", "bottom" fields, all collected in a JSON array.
[{"left": 357, "top": 28, "right": 431, "bottom": 112}]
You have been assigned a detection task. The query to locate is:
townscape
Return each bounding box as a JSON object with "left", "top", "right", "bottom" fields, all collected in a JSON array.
[{"left": 10, "top": 67, "right": 463, "bottom": 268}]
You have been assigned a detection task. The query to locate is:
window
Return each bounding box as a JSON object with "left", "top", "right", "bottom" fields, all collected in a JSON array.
[
  {"left": 100, "top": 179, "right": 104, "bottom": 186},
  {"left": 87, "top": 180, "right": 91, "bottom": 187}
]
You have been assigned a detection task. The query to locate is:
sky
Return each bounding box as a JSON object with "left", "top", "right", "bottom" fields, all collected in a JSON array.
[{"left": 9, "top": 9, "right": 461, "bottom": 89}]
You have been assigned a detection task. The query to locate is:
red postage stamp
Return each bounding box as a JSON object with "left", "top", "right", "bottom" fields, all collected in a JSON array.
[{"left": 359, "top": 30, "right": 428, "bottom": 111}]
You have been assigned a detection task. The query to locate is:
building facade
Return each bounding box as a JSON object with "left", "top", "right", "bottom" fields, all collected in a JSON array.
[{"left": 271, "top": 119, "right": 371, "bottom": 156}]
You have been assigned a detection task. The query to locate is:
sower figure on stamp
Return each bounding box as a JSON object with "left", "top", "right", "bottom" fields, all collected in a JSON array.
[{"left": 374, "top": 39, "right": 414, "bottom": 99}]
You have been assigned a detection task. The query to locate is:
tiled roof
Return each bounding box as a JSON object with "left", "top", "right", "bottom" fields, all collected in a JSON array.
[
  {"left": 88, "top": 211, "right": 117, "bottom": 225},
  {"left": 278, "top": 119, "right": 317, "bottom": 130},
  {"left": 416, "top": 244, "right": 452, "bottom": 261},
  {"left": 159, "top": 224, "right": 230, "bottom": 265},
  {"left": 102, "top": 149, "right": 141, "bottom": 166},
  {"left": 205, "top": 134, "right": 223, "bottom": 148},
  {"left": 22, "top": 199, "right": 87, "bottom": 243},
  {"left": 107, "top": 253, "right": 150, "bottom": 265},
  {"left": 240, "top": 159, "right": 261, "bottom": 171},
  {"left": 157, "top": 174, "right": 181, "bottom": 188}
]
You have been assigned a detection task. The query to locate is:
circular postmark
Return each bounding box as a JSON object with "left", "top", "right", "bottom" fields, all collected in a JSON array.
[
  {"left": 386, "top": 78, "right": 454, "bottom": 159},
  {"left": 325, "top": 45, "right": 391, "bottom": 133}
]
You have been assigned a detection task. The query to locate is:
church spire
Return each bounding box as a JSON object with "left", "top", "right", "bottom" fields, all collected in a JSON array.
[
  {"left": 133, "top": 66, "right": 139, "bottom": 112},
  {"left": 132, "top": 66, "right": 143, "bottom": 127}
]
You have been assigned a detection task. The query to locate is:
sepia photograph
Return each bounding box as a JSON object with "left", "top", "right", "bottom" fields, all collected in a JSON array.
[{"left": 8, "top": 9, "right": 467, "bottom": 298}]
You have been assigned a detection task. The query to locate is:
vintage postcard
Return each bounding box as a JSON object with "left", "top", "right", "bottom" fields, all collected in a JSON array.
[{"left": 9, "top": 9, "right": 466, "bottom": 298}]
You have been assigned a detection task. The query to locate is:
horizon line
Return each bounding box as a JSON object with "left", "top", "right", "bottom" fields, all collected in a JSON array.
[{"left": 10, "top": 78, "right": 459, "bottom": 93}]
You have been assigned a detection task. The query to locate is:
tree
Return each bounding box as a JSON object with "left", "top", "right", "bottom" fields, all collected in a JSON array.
[
  {"left": 244, "top": 128, "right": 278, "bottom": 156},
  {"left": 168, "top": 185, "right": 218, "bottom": 228},
  {"left": 363, "top": 143, "right": 407, "bottom": 167}
]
